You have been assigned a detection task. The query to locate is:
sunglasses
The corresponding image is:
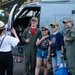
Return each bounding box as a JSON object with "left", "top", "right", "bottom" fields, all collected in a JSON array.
[
  {"left": 31, "top": 19, "right": 37, "bottom": 22},
  {"left": 51, "top": 26, "right": 55, "bottom": 28},
  {"left": 42, "top": 29, "right": 48, "bottom": 31},
  {"left": 63, "top": 21, "right": 68, "bottom": 24},
  {"left": 64, "top": 22, "right": 68, "bottom": 24}
]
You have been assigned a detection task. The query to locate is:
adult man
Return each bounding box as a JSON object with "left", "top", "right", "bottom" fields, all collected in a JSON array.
[
  {"left": 21, "top": 17, "right": 41, "bottom": 75},
  {"left": 62, "top": 18, "right": 75, "bottom": 75}
]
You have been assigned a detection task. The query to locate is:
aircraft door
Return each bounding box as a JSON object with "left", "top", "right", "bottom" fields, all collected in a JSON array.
[
  {"left": 6, "top": 4, "right": 24, "bottom": 57},
  {"left": 7, "top": 4, "right": 18, "bottom": 35},
  {"left": 8, "top": 4, "right": 18, "bottom": 27}
]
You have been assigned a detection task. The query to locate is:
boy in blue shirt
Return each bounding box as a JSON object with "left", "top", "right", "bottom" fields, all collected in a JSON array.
[{"left": 50, "top": 22, "right": 64, "bottom": 75}]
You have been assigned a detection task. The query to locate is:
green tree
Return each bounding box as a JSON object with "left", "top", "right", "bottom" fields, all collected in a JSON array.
[{"left": 0, "top": 14, "right": 9, "bottom": 23}]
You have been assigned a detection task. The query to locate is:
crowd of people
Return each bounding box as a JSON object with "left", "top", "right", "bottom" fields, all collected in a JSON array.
[{"left": 0, "top": 17, "right": 75, "bottom": 75}]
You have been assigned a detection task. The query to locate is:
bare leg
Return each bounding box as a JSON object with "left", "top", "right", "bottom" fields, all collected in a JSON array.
[
  {"left": 35, "top": 57, "right": 42, "bottom": 75},
  {"left": 17, "top": 57, "right": 21, "bottom": 62},
  {"left": 44, "top": 59, "right": 48, "bottom": 75}
]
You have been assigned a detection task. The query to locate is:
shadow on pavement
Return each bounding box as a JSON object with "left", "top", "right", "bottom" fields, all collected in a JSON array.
[{"left": 13, "top": 61, "right": 53, "bottom": 75}]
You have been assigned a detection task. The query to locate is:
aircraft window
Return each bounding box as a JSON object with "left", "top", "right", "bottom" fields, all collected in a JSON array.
[
  {"left": 19, "top": 10, "right": 28, "bottom": 18},
  {"left": 18, "top": 7, "right": 40, "bottom": 18},
  {"left": 33, "top": 11, "right": 38, "bottom": 16},
  {"left": 26, "top": 11, "right": 38, "bottom": 16},
  {"left": 35, "top": 11, "right": 40, "bottom": 18},
  {"left": 26, "top": 11, "right": 33, "bottom": 16},
  {"left": 21, "top": 10, "right": 28, "bottom": 16},
  {"left": 19, "top": 10, "right": 39, "bottom": 18}
]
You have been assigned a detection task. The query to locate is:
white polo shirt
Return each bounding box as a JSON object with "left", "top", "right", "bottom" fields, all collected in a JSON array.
[{"left": 0, "top": 35, "right": 19, "bottom": 52}]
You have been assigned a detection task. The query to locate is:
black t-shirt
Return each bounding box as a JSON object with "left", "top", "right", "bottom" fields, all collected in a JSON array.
[
  {"left": 50, "top": 32, "right": 64, "bottom": 51},
  {"left": 37, "top": 35, "right": 50, "bottom": 50}
]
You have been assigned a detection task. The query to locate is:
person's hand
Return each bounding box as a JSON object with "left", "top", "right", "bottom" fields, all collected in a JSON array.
[
  {"left": 49, "top": 41, "right": 52, "bottom": 45},
  {"left": 66, "top": 38, "right": 70, "bottom": 41},
  {"left": 25, "top": 38, "right": 30, "bottom": 43},
  {"left": 41, "top": 36, "right": 45, "bottom": 40},
  {"left": 11, "top": 28, "right": 16, "bottom": 35},
  {"left": 64, "top": 37, "right": 67, "bottom": 41},
  {"left": 60, "top": 53, "right": 64, "bottom": 58},
  {"left": 11, "top": 28, "right": 19, "bottom": 40},
  {"left": 64, "top": 37, "right": 71, "bottom": 42}
]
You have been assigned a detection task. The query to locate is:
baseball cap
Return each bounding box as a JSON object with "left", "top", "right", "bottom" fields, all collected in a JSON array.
[
  {"left": 62, "top": 18, "right": 73, "bottom": 24},
  {"left": 0, "top": 21, "right": 5, "bottom": 30},
  {"left": 50, "top": 22, "right": 59, "bottom": 26},
  {"left": 31, "top": 17, "right": 38, "bottom": 22},
  {"left": 41, "top": 25, "right": 49, "bottom": 30}
]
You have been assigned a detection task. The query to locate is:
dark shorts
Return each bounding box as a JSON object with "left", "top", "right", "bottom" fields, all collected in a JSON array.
[{"left": 36, "top": 48, "right": 48, "bottom": 59}]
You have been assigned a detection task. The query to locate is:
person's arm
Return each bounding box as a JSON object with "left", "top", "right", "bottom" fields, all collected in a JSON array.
[
  {"left": 10, "top": 28, "right": 20, "bottom": 47},
  {"left": 21, "top": 28, "right": 30, "bottom": 43},
  {"left": 66, "top": 33, "right": 75, "bottom": 41},
  {"left": 59, "top": 34, "right": 64, "bottom": 57},
  {"left": 36, "top": 36, "right": 45, "bottom": 46},
  {"left": 60, "top": 46, "right": 64, "bottom": 58},
  {"left": 47, "top": 46, "right": 50, "bottom": 58},
  {"left": 65, "top": 28, "right": 75, "bottom": 42},
  {"left": 61, "top": 46, "right": 64, "bottom": 53},
  {"left": 11, "top": 28, "right": 20, "bottom": 42},
  {"left": 21, "top": 29, "right": 26, "bottom": 43}
]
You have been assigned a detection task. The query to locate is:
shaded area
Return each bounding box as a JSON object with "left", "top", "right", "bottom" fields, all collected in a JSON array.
[
  {"left": 13, "top": 62, "right": 23, "bottom": 75},
  {"left": 13, "top": 61, "right": 53, "bottom": 75}
]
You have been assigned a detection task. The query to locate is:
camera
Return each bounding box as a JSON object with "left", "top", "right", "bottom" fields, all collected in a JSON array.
[{"left": 7, "top": 28, "right": 11, "bottom": 31}]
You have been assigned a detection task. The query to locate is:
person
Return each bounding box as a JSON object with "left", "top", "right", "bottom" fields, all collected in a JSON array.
[
  {"left": 50, "top": 22, "right": 64, "bottom": 75},
  {"left": 62, "top": 18, "right": 75, "bottom": 75},
  {"left": 21, "top": 17, "right": 41, "bottom": 75},
  {"left": 17, "top": 56, "right": 22, "bottom": 62},
  {"left": 35, "top": 26, "right": 50, "bottom": 75},
  {"left": 13, "top": 56, "right": 22, "bottom": 62},
  {"left": 0, "top": 21, "right": 19, "bottom": 75}
]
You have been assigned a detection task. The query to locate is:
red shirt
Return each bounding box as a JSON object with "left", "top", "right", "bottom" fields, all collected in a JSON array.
[{"left": 31, "top": 28, "right": 36, "bottom": 36}]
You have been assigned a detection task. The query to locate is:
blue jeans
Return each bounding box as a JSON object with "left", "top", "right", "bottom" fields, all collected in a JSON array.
[
  {"left": 52, "top": 50, "right": 62, "bottom": 75},
  {"left": 36, "top": 48, "right": 48, "bottom": 59}
]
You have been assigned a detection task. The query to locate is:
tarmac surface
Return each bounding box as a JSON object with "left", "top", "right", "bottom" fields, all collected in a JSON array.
[{"left": 13, "top": 60, "right": 53, "bottom": 75}]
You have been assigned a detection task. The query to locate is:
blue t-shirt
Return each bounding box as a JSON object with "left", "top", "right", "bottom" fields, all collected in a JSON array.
[
  {"left": 37, "top": 35, "right": 50, "bottom": 50},
  {"left": 50, "top": 32, "right": 64, "bottom": 51}
]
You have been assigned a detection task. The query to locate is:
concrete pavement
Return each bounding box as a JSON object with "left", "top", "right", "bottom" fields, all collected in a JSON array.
[{"left": 13, "top": 61, "right": 53, "bottom": 75}]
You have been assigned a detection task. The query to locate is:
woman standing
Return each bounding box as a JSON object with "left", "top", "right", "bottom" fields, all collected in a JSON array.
[
  {"left": 35, "top": 26, "right": 50, "bottom": 75},
  {"left": 0, "top": 21, "right": 19, "bottom": 75}
]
